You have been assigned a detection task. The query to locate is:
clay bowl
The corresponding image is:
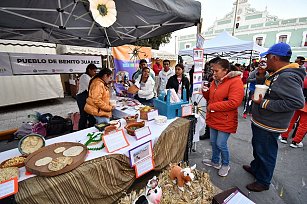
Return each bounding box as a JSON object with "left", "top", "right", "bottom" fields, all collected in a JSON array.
[
  {"left": 0, "top": 155, "right": 27, "bottom": 168},
  {"left": 125, "top": 121, "right": 145, "bottom": 136},
  {"left": 104, "top": 125, "right": 117, "bottom": 135},
  {"left": 124, "top": 114, "right": 139, "bottom": 124},
  {"left": 18, "top": 133, "right": 46, "bottom": 155}
]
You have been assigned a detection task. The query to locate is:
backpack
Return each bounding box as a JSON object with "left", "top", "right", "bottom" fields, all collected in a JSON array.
[
  {"left": 14, "top": 122, "right": 33, "bottom": 140},
  {"left": 39, "top": 113, "right": 53, "bottom": 123},
  {"left": 32, "top": 122, "right": 47, "bottom": 136},
  {"left": 46, "top": 116, "right": 73, "bottom": 136}
]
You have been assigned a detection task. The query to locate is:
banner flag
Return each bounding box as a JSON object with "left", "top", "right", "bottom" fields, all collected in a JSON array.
[{"left": 112, "top": 45, "right": 151, "bottom": 81}]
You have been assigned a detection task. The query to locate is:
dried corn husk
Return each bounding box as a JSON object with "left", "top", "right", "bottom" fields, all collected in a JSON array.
[{"left": 119, "top": 163, "right": 216, "bottom": 204}]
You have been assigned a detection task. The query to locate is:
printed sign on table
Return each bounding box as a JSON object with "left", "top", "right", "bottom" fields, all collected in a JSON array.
[
  {"left": 135, "top": 126, "right": 151, "bottom": 140},
  {"left": 224, "top": 190, "right": 255, "bottom": 204},
  {"left": 182, "top": 104, "right": 193, "bottom": 117},
  {"left": 0, "top": 177, "right": 18, "bottom": 199},
  {"left": 129, "top": 140, "right": 153, "bottom": 167},
  {"left": 102, "top": 129, "right": 129, "bottom": 153},
  {"left": 135, "top": 156, "right": 155, "bottom": 178},
  {"left": 147, "top": 110, "right": 159, "bottom": 121}
]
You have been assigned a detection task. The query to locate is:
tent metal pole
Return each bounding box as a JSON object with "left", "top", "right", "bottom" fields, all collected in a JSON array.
[
  {"left": 64, "top": 1, "right": 77, "bottom": 27},
  {"left": 243, "top": 51, "right": 252, "bottom": 112},
  {"left": 58, "top": 0, "right": 64, "bottom": 26},
  {"left": 0, "top": 8, "right": 58, "bottom": 28},
  {"left": 107, "top": 48, "right": 110, "bottom": 69}
]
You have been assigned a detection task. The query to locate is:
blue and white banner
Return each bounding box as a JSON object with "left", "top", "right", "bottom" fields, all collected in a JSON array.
[
  {"left": 0, "top": 53, "right": 13, "bottom": 76},
  {"left": 9, "top": 53, "right": 102, "bottom": 75},
  {"left": 196, "top": 34, "right": 205, "bottom": 49}
]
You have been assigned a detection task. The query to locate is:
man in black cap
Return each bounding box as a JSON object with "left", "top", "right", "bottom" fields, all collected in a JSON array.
[
  {"left": 243, "top": 43, "right": 306, "bottom": 192},
  {"left": 295, "top": 56, "right": 305, "bottom": 68}
]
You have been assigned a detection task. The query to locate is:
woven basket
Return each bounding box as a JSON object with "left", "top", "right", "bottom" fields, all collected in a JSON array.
[
  {"left": 140, "top": 110, "right": 148, "bottom": 120},
  {"left": 127, "top": 85, "right": 139, "bottom": 94}
]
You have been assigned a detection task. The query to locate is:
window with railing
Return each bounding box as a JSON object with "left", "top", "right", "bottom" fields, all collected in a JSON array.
[
  {"left": 185, "top": 43, "right": 191, "bottom": 49},
  {"left": 256, "top": 37, "right": 263, "bottom": 46},
  {"left": 278, "top": 35, "right": 288, "bottom": 43}
]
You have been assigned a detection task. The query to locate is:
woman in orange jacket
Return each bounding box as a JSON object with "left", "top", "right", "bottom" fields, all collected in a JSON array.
[
  {"left": 202, "top": 59, "right": 244, "bottom": 177},
  {"left": 84, "top": 68, "right": 115, "bottom": 124}
]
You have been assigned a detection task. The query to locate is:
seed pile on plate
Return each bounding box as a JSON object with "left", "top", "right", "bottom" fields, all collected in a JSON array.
[
  {"left": 119, "top": 164, "right": 216, "bottom": 204},
  {"left": 1, "top": 156, "right": 26, "bottom": 168}
]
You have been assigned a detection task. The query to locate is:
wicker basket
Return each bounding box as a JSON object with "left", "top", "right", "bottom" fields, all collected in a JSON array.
[
  {"left": 124, "top": 114, "right": 139, "bottom": 124},
  {"left": 127, "top": 85, "right": 139, "bottom": 94},
  {"left": 140, "top": 110, "right": 148, "bottom": 120}
]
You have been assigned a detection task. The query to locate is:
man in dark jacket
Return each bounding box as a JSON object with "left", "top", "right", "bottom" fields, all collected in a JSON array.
[{"left": 243, "top": 43, "right": 306, "bottom": 192}]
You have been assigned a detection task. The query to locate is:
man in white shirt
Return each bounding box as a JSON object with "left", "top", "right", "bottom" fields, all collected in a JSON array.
[
  {"left": 132, "top": 59, "right": 155, "bottom": 81},
  {"left": 76, "top": 64, "right": 97, "bottom": 130},
  {"left": 158, "top": 59, "right": 175, "bottom": 95}
]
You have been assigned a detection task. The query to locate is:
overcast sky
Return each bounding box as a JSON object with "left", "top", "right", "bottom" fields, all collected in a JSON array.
[{"left": 160, "top": 0, "right": 306, "bottom": 52}]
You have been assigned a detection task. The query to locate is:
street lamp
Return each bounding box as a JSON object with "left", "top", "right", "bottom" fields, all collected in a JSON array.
[{"left": 232, "top": 0, "right": 239, "bottom": 36}]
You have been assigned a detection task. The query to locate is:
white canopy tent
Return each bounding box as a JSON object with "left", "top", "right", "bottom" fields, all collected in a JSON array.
[{"left": 179, "top": 31, "right": 267, "bottom": 57}]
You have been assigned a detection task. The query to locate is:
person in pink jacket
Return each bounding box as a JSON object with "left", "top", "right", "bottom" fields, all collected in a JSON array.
[{"left": 280, "top": 75, "right": 307, "bottom": 148}]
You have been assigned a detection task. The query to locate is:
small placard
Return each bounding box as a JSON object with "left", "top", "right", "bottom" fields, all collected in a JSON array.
[
  {"left": 182, "top": 104, "right": 193, "bottom": 117},
  {"left": 129, "top": 140, "right": 153, "bottom": 167},
  {"left": 193, "top": 48, "right": 204, "bottom": 61},
  {"left": 147, "top": 110, "right": 159, "bottom": 121},
  {"left": 135, "top": 156, "right": 155, "bottom": 178},
  {"left": 193, "top": 72, "right": 203, "bottom": 84},
  {"left": 0, "top": 177, "right": 18, "bottom": 199},
  {"left": 224, "top": 190, "right": 255, "bottom": 204},
  {"left": 102, "top": 129, "right": 129, "bottom": 153},
  {"left": 135, "top": 126, "right": 151, "bottom": 140},
  {"left": 194, "top": 61, "right": 203, "bottom": 72}
]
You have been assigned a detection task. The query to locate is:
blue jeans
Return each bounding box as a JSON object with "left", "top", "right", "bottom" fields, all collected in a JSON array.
[
  {"left": 94, "top": 116, "right": 110, "bottom": 124},
  {"left": 210, "top": 128, "right": 230, "bottom": 166},
  {"left": 134, "top": 95, "right": 154, "bottom": 106},
  {"left": 250, "top": 123, "right": 279, "bottom": 187}
]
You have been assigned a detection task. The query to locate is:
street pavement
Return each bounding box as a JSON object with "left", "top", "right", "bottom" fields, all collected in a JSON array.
[{"left": 0, "top": 97, "right": 306, "bottom": 204}]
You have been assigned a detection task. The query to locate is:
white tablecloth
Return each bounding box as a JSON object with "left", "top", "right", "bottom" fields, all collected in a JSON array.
[{"left": 0, "top": 118, "right": 176, "bottom": 182}]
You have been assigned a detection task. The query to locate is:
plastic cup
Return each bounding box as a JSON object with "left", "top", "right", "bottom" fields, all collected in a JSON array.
[
  {"left": 203, "top": 80, "right": 209, "bottom": 87},
  {"left": 110, "top": 100, "right": 116, "bottom": 106},
  {"left": 254, "top": 85, "right": 269, "bottom": 100}
]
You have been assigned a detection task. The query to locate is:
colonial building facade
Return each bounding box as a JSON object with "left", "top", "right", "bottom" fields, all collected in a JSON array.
[{"left": 178, "top": 0, "right": 307, "bottom": 60}]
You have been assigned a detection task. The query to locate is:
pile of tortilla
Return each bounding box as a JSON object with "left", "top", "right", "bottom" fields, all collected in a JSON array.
[{"left": 34, "top": 146, "right": 84, "bottom": 172}]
